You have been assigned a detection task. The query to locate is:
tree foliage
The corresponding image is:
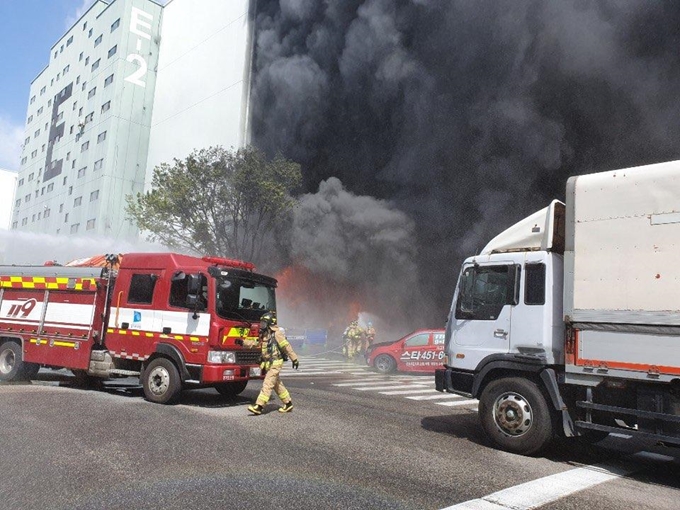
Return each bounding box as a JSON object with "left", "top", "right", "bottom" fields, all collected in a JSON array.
[{"left": 126, "top": 146, "right": 302, "bottom": 262}]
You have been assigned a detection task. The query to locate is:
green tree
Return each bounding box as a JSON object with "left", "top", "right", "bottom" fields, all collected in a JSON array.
[{"left": 126, "top": 146, "right": 301, "bottom": 262}]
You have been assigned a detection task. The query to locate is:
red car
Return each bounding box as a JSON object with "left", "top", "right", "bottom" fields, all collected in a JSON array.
[{"left": 365, "top": 329, "right": 445, "bottom": 374}]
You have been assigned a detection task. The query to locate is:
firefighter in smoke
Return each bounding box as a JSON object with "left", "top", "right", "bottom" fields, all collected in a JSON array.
[
  {"left": 345, "top": 320, "right": 364, "bottom": 360},
  {"left": 363, "top": 321, "right": 376, "bottom": 353},
  {"left": 237, "top": 311, "right": 299, "bottom": 415}
]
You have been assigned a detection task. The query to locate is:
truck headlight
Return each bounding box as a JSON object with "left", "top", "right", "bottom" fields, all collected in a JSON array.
[{"left": 208, "top": 351, "right": 236, "bottom": 364}]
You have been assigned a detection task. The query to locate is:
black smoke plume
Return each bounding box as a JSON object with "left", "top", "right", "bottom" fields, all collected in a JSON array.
[{"left": 251, "top": 0, "right": 680, "bottom": 331}]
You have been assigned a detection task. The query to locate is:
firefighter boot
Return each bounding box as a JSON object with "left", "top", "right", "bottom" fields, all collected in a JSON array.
[
  {"left": 248, "top": 404, "right": 263, "bottom": 415},
  {"left": 278, "top": 401, "right": 294, "bottom": 413}
]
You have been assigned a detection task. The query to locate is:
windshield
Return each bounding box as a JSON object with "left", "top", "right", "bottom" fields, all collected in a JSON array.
[{"left": 214, "top": 276, "right": 276, "bottom": 321}]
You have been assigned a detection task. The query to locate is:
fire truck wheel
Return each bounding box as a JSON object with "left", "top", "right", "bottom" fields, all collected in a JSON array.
[
  {"left": 0, "top": 341, "right": 25, "bottom": 382},
  {"left": 215, "top": 381, "right": 248, "bottom": 398},
  {"left": 143, "top": 358, "right": 182, "bottom": 404},
  {"left": 374, "top": 354, "right": 396, "bottom": 374},
  {"left": 479, "top": 377, "right": 554, "bottom": 456}
]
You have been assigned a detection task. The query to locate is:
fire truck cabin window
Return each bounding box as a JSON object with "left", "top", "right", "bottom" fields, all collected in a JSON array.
[
  {"left": 524, "top": 263, "right": 546, "bottom": 305},
  {"left": 128, "top": 274, "right": 157, "bottom": 304},
  {"left": 215, "top": 278, "right": 276, "bottom": 321},
  {"left": 170, "top": 273, "right": 208, "bottom": 310}
]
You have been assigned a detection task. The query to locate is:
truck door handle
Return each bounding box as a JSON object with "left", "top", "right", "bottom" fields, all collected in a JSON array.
[{"left": 494, "top": 329, "right": 508, "bottom": 337}]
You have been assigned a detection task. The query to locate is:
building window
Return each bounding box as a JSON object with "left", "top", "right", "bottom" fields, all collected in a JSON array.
[
  {"left": 108, "top": 45, "right": 117, "bottom": 58},
  {"left": 81, "top": 141, "right": 89, "bottom": 152},
  {"left": 31, "top": 150, "right": 37, "bottom": 158},
  {"left": 28, "top": 173, "right": 34, "bottom": 181},
  {"left": 25, "top": 194, "right": 31, "bottom": 202},
  {"left": 111, "top": 18, "right": 120, "bottom": 32},
  {"left": 27, "top": 116, "right": 33, "bottom": 125},
  {"left": 90, "top": 190, "right": 99, "bottom": 202},
  {"left": 94, "top": 158, "right": 104, "bottom": 171},
  {"left": 12, "top": 221, "right": 17, "bottom": 229},
  {"left": 85, "top": 56, "right": 90, "bottom": 66},
  {"left": 59, "top": 204, "right": 64, "bottom": 213},
  {"left": 91, "top": 59, "right": 100, "bottom": 72},
  {"left": 68, "top": 186, "right": 73, "bottom": 196},
  {"left": 32, "top": 214, "right": 36, "bottom": 223},
  {"left": 97, "top": 131, "right": 107, "bottom": 143},
  {"left": 15, "top": 199, "right": 21, "bottom": 207},
  {"left": 79, "top": 52, "right": 83, "bottom": 61},
  {"left": 101, "top": 101, "right": 111, "bottom": 113},
  {"left": 94, "top": 35, "right": 102, "bottom": 47},
  {"left": 63, "top": 64, "right": 70, "bottom": 74},
  {"left": 67, "top": 36, "right": 73, "bottom": 46},
  {"left": 77, "top": 167, "right": 87, "bottom": 178},
  {"left": 104, "top": 74, "right": 114, "bottom": 87},
  {"left": 47, "top": 99, "right": 52, "bottom": 107},
  {"left": 30, "top": 95, "right": 36, "bottom": 104},
  {"left": 47, "top": 183, "right": 54, "bottom": 192},
  {"left": 44, "top": 208, "right": 51, "bottom": 218},
  {"left": 22, "top": 218, "right": 28, "bottom": 226},
  {"left": 66, "top": 151, "right": 71, "bottom": 161},
  {"left": 88, "top": 28, "right": 93, "bottom": 38},
  {"left": 25, "top": 136, "right": 30, "bottom": 145},
  {"left": 34, "top": 128, "right": 40, "bottom": 137},
  {"left": 18, "top": 178, "right": 24, "bottom": 186},
  {"left": 37, "top": 107, "right": 43, "bottom": 115},
  {"left": 76, "top": 75, "right": 80, "bottom": 85},
  {"left": 21, "top": 157, "right": 27, "bottom": 165},
  {"left": 88, "top": 87, "right": 96, "bottom": 99},
  {"left": 40, "top": 86, "right": 46, "bottom": 95},
  {"left": 83, "top": 22, "right": 87, "bottom": 31},
  {"left": 74, "top": 197, "right": 82, "bottom": 207},
  {"left": 70, "top": 223, "right": 79, "bottom": 234},
  {"left": 86, "top": 218, "right": 96, "bottom": 230}
]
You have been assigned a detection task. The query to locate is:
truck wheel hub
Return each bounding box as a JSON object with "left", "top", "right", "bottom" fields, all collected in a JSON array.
[
  {"left": 0, "top": 349, "right": 15, "bottom": 374},
  {"left": 493, "top": 393, "right": 533, "bottom": 437},
  {"left": 149, "top": 367, "right": 170, "bottom": 395}
]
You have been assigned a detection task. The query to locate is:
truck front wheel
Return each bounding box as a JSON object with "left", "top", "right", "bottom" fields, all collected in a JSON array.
[
  {"left": 479, "top": 377, "right": 553, "bottom": 456},
  {"left": 0, "top": 341, "right": 25, "bottom": 382},
  {"left": 143, "top": 358, "right": 182, "bottom": 404}
]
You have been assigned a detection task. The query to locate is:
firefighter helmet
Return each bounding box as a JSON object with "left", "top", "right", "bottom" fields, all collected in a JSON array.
[
  {"left": 351, "top": 320, "right": 358, "bottom": 327},
  {"left": 260, "top": 311, "right": 277, "bottom": 328}
]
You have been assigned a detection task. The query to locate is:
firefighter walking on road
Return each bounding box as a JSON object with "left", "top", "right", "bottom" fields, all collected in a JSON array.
[{"left": 239, "top": 311, "right": 299, "bottom": 415}]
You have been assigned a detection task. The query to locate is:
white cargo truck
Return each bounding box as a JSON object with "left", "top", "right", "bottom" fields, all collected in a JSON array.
[{"left": 435, "top": 160, "right": 680, "bottom": 455}]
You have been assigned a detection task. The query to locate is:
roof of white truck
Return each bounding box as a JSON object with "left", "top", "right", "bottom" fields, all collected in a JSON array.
[{"left": 480, "top": 200, "right": 565, "bottom": 255}]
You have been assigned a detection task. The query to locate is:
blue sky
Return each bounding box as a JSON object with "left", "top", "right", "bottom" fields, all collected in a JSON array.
[{"left": 0, "top": 0, "right": 98, "bottom": 171}]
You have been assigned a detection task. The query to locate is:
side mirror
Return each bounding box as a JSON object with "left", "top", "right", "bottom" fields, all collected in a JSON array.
[{"left": 187, "top": 274, "right": 202, "bottom": 294}]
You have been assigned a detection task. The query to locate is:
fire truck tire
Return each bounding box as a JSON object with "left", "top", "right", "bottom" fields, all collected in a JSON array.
[
  {"left": 143, "top": 357, "right": 182, "bottom": 404},
  {"left": 0, "top": 341, "right": 26, "bottom": 382},
  {"left": 374, "top": 354, "right": 396, "bottom": 374},
  {"left": 479, "top": 377, "right": 553, "bottom": 456},
  {"left": 215, "top": 380, "right": 248, "bottom": 398}
]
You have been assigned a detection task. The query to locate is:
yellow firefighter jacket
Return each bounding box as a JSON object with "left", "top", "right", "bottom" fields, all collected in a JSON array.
[{"left": 244, "top": 325, "right": 298, "bottom": 371}]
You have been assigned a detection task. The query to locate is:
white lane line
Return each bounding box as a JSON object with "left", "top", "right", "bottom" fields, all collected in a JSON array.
[
  {"left": 407, "top": 393, "right": 468, "bottom": 401},
  {"left": 379, "top": 388, "right": 441, "bottom": 395},
  {"left": 441, "top": 461, "right": 639, "bottom": 510},
  {"left": 354, "top": 384, "right": 430, "bottom": 391},
  {"left": 333, "top": 381, "right": 406, "bottom": 387},
  {"left": 285, "top": 371, "right": 344, "bottom": 377},
  {"left": 436, "top": 399, "right": 479, "bottom": 407}
]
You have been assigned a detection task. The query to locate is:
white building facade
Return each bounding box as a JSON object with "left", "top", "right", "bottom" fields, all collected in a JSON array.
[
  {"left": 0, "top": 169, "right": 18, "bottom": 230},
  {"left": 12, "top": 0, "right": 254, "bottom": 239}
]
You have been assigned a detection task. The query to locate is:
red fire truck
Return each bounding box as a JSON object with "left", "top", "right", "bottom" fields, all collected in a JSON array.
[{"left": 0, "top": 253, "right": 277, "bottom": 404}]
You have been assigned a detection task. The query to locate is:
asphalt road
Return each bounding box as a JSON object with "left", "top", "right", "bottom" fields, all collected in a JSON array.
[{"left": 1, "top": 357, "right": 679, "bottom": 510}]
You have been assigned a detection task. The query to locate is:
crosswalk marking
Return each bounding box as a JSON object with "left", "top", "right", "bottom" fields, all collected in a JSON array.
[
  {"left": 435, "top": 399, "right": 479, "bottom": 407},
  {"left": 406, "top": 393, "right": 462, "bottom": 400},
  {"left": 380, "top": 388, "right": 440, "bottom": 395},
  {"left": 354, "top": 384, "right": 430, "bottom": 391},
  {"left": 283, "top": 356, "right": 479, "bottom": 408}
]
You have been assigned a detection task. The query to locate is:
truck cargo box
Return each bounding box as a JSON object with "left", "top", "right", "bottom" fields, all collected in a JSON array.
[{"left": 564, "top": 160, "right": 680, "bottom": 327}]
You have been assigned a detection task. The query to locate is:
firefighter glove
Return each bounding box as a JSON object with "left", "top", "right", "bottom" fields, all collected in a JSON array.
[
  {"left": 235, "top": 338, "right": 244, "bottom": 346},
  {"left": 292, "top": 359, "right": 299, "bottom": 370}
]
